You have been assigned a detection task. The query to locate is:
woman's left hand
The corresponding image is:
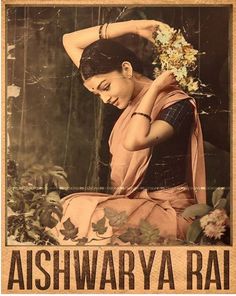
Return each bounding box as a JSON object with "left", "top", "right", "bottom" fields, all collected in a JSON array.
[{"left": 131, "top": 20, "right": 170, "bottom": 42}]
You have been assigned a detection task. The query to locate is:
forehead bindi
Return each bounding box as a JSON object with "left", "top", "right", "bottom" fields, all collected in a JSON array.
[{"left": 84, "top": 77, "right": 107, "bottom": 92}]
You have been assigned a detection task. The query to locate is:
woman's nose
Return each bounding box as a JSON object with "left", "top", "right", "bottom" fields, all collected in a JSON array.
[{"left": 100, "top": 93, "right": 112, "bottom": 104}]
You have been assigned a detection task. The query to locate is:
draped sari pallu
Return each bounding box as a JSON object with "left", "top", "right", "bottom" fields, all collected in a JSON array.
[{"left": 51, "top": 81, "right": 206, "bottom": 245}]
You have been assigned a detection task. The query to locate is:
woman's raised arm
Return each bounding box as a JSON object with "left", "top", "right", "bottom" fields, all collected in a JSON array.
[{"left": 62, "top": 20, "right": 169, "bottom": 68}]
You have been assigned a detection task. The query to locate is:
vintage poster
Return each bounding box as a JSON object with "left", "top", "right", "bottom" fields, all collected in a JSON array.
[{"left": 1, "top": 0, "right": 236, "bottom": 294}]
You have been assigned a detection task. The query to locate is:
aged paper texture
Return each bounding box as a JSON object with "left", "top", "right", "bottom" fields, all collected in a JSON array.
[{"left": 1, "top": 0, "right": 236, "bottom": 293}]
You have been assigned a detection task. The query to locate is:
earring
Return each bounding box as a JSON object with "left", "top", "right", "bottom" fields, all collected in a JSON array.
[{"left": 128, "top": 74, "right": 133, "bottom": 79}]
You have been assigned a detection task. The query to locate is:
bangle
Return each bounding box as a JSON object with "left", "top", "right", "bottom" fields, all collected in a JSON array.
[
  {"left": 131, "top": 112, "right": 151, "bottom": 122},
  {"left": 105, "top": 23, "right": 110, "bottom": 39},
  {"left": 99, "top": 24, "right": 104, "bottom": 39}
]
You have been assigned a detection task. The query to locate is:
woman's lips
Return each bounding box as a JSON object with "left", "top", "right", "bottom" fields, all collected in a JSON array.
[{"left": 112, "top": 98, "right": 119, "bottom": 106}]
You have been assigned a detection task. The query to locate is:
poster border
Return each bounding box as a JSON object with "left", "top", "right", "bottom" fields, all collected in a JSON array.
[{"left": 1, "top": 1, "right": 236, "bottom": 293}]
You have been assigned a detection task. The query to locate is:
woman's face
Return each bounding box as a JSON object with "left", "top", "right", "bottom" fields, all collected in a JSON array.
[{"left": 83, "top": 68, "right": 135, "bottom": 110}]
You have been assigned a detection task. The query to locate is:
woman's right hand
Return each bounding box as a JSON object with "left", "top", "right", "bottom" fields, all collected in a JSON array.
[
  {"left": 152, "top": 70, "right": 177, "bottom": 91},
  {"left": 131, "top": 19, "right": 170, "bottom": 42}
]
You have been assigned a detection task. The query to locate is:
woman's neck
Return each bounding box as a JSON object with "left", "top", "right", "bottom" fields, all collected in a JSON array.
[{"left": 132, "top": 73, "right": 153, "bottom": 99}]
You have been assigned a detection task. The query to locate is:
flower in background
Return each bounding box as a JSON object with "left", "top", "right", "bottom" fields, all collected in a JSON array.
[
  {"left": 154, "top": 26, "right": 176, "bottom": 45},
  {"left": 153, "top": 26, "right": 200, "bottom": 93},
  {"left": 200, "top": 209, "right": 229, "bottom": 240},
  {"left": 204, "top": 223, "right": 226, "bottom": 240},
  {"left": 186, "top": 77, "right": 199, "bottom": 92},
  {"left": 182, "top": 187, "right": 230, "bottom": 244},
  {"left": 200, "top": 214, "right": 209, "bottom": 229},
  {"left": 209, "top": 209, "right": 229, "bottom": 225}
]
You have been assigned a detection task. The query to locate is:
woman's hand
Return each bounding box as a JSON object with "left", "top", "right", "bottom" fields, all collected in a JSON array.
[
  {"left": 152, "top": 70, "right": 177, "bottom": 92},
  {"left": 131, "top": 20, "right": 170, "bottom": 42}
]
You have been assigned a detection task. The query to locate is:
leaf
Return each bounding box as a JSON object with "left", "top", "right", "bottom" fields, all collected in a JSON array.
[
  {"left": 186, "top": 219, "right": 202, "bottom": 243},
  {"left": 51, "top": 166, "right": 68, "bottom": 178},
  {"left": 49, "top": 167, "right": 69, "bottom": 189},
  {"left": 28, "top": 219, "right": 42, "bottom": 229},
  {"left": 30, "top": 194, "right": 45, "bottom": 209},
  {"left": 24, "top": 203, "right": 31, "bottom": 212},
  {"left": 21, "top": 164, "right": 50, "bottom": 188},
  {"left": 139, "top": 220, "right": 156, "bottom": 233},
  {"left": 32, "top": 192, "right": 62, "bottom": 224},
  {"left": 46, "top": 191, "right": 61, "bottom": 204},
  {"left": 32, "top": 193, "right": 45, "bottom": 202},
  {"left": 139, "top": 220, "right": 160, "bottom": 245},
  {"left": 182, "top": 204, "right": 212, "bottom": 218},
  {"left": 8, "top": 192, "right": 25, "bottom": 212},
  {"left": 21, "top": 189, "right": 34, "bottom": 201},
  {"left": 60, "top": 218, "right": 78, "bottom": 240},
  {"left": 42, "top": 230, "right": 60, "bottom": 246},
  {"left": 27, "top": 230, "right": 40, "bottom": 241},
  {"left": 34, "top": 199, "right": 62, "bottom": 227},
  {"left": 214, "top": 198, "right": 227, "bottom": 209},
  {"left": 119, "top": 228, "right": 141, "bottom": 245},
  {"left": 52, "top": 176, "right": 69, "bottom": 190},
  {"left": 19, "top": 231, "right": 26, "bottom": 243},
  {"left": 60, "top": 229, "right": 78, "bottom": 240},
  {"left": 20, "top": 170, "right": 46, "bottom": 188},
  {"left": 104, "top": 207, "right": 127, "bottom": 227},
  {"left": 6, "top": 161, "right": 71, "bottom": 245},
  {"left": 34, "top": 207, "right": 45, "bottom": 220},
  {"left": 92, "top": 216, "right": 107, "bottom": 235},
  {"left": 39, "top": 209, "right": 59, "bottom": 228},
  {"left": 7, "top": 206, "right": 15, "bottom": 216},
  {"left": 31, "top": 164, "right": 44, "bottom": 171},
  {"left": 20, "top": 164, "right": 70, "bottom": 191},
  {"left": 8, "top": 216, "right": 19, "bottom": 235},
  {"left": 212, "top": 188, "right": 224, "bottom": 207},
  {"left": 51, "top": 165, "right": 65, "bottom": 170},
  {"left": 47, "top": 204, "right": 63, "bottom": 221},
  {"left": 63, "top": 218, "right": 75, "bottom": 230},
  {"left": 76, "top": 237, "right": 88, "bottom": 245}
]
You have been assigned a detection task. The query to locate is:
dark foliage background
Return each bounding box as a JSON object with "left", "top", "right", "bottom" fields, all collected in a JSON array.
[{"left": 6, "top": 6, "right": 231, "bottom": 201}]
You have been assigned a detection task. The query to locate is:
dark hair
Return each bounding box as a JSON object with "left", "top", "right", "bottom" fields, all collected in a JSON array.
[{"left": 80, "top": 39, "right": 144, "bottom": 80}]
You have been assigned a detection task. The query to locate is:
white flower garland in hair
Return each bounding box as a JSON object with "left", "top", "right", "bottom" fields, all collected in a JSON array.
[{"left": 152, "top": 25, "right": 202, "bottom": 93}]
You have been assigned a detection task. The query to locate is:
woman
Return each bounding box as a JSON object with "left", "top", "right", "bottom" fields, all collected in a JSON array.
[{"left": 51, "top": 20, "right": 206, "bottom": 245}]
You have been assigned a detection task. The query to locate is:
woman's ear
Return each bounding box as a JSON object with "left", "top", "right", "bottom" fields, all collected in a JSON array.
[{"left": 121, "top": 61, "right": 133, "bottom": 78}]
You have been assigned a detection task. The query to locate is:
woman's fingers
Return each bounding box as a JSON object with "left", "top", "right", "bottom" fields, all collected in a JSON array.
[
  {"left": 132, "top": 19, "right": 170, "bottom": 42},
  {"left": 154, "top": 70, "right": 177, "bottom": 89}
]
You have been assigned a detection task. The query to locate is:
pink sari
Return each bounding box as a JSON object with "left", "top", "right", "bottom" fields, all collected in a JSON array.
[{"left": 50, "top": 81, "right": 206, "bottom": 245}]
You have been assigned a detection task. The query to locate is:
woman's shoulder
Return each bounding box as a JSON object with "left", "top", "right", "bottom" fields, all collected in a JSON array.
[{"left": 157, "top": 99, "right": 194, "bottom": 133}]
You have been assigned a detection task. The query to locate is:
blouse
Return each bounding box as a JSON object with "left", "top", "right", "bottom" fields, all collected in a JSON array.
[{"left": 140, "top": 99, "right": 194, "bottom": 191}]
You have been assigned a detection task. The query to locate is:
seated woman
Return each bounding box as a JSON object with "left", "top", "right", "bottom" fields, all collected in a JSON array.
[{"left": 50, "top": 20, "right": 206, "bottom": 245}]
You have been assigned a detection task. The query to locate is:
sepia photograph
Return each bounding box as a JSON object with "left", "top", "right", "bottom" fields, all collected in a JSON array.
[{"left": 2, "top": 1, "right": 236, "bottom": 293}]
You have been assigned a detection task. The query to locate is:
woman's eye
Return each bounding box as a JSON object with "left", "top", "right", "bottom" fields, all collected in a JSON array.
[{"left": 103, "top": 84, "right": 110, "bottom": 91}]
